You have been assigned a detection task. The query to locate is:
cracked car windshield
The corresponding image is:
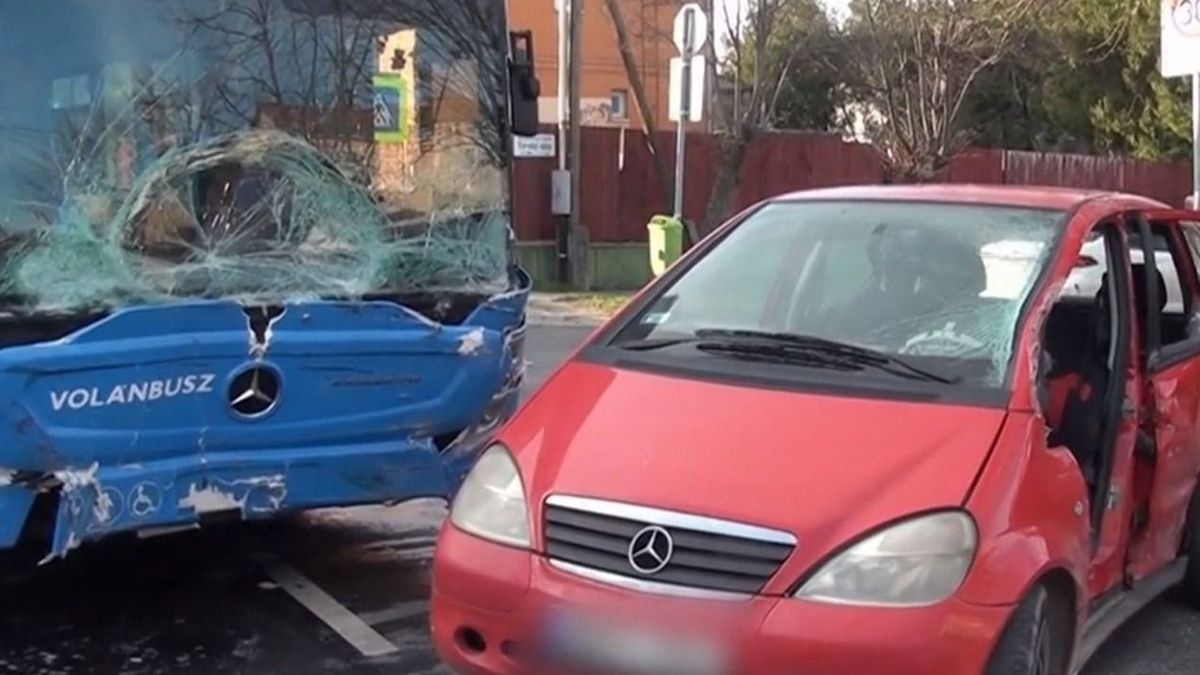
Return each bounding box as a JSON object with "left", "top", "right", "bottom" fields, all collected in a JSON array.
[
  {"left": 0, "top": 0, "right": 510, "bottom": 315},
  {"left": 618, "top": 201, "right": 1064, "bottom": 388}
]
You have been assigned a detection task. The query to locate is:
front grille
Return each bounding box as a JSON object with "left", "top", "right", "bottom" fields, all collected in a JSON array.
[{"left": 543, "top": 496, "right": 796, "bottom": 597}]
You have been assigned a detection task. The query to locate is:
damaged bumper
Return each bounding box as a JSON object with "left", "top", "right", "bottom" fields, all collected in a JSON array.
[
  {"left": 0, "top": 269, "right": 531, "bottom": 560},
  {"left": 43, "top": 437, "right": 475, "bottom": 560}
]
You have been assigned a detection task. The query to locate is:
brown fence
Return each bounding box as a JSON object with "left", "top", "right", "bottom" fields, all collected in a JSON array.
[{"left": 511, "top": 128, "right": 1195, "bottom": 243}]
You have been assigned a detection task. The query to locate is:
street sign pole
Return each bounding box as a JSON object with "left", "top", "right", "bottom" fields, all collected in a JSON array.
[
  {"left": 1193, "top": 72, "right": 1199, "bottom": 205},
  {"left": 673, "top": 27, "right": 692, "bottom": 219},
  {"left": 671, "top": 4, "right": 707, "bottom": 220},
  {"left": 650, "top": 5, "right": 706, "bottom": 277}
]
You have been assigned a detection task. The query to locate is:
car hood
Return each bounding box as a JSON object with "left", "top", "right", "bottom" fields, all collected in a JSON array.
[{"left": 507, "top": 361, "right": 1008, "bottom": 567}]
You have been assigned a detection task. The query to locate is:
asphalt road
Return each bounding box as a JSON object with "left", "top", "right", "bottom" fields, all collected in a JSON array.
[{"left": 0, "top": 324, "right": 1196, "bottom": 675}]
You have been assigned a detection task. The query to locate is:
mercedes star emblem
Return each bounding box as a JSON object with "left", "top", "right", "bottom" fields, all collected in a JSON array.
[
  {"left": 627, "top": 525, "right": 674, "bottom": 575},
  {"left": 229, "top": 366, "right": 280, "bottom": 418}
]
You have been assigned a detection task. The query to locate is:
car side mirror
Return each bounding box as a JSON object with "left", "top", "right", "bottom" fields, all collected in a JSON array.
[{"left": 509, "top": 30, "right": 541, "bottom": 137}]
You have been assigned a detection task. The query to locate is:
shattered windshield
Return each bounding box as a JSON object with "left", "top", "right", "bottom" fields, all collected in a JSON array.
[
  {"left": 0, "top": 0, "right": 512, "bottom": 315},
  {"left": 614, "top": 200, "right": 1064, "bottom": 388}
]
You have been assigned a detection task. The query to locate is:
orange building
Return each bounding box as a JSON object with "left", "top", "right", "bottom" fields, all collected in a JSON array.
[{"left": 509, "top": 0, "right": 700, "bottom": 130}]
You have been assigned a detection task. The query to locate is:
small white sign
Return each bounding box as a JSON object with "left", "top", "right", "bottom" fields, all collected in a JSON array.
[
  {"left": 673, "top": 3, "right": 708, "bottom": 55},
  {"left": 1162, "top": 0, "right": 1200, "bottom": 78},
  {"left": 513, "top": 133, "right": 557, "bottom": 158},
  {"left": 669, "top": 56, "right": 706, "bottom": 123},
  {"left": 551, "top": 170, "right": 571, "bottom": 216}
]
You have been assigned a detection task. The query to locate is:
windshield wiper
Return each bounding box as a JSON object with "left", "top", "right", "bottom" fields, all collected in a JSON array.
[
  {"left": 616, "top": 336, "right": 698, "bottom": 351},
  {"left": 691, "top": 329, "right": 962, "bottom": 385}
]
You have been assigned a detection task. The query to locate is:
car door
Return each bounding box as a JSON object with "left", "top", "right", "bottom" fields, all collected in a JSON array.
[
  {"left": 1125, "top": 210, "right": 1200, "bottom": 581},
  {"left": 1060, "top": 221, "right": 1142, "bottom": 599}
]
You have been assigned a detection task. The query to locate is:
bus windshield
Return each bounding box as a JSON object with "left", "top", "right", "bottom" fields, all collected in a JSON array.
[{"left": 0, "top": 0, "right": 513, "bottom": 315}]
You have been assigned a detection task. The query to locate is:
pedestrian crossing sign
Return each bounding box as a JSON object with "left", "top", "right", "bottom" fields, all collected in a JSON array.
[{"left": 374, "top": 73, "right": 409, "bottom": 144}]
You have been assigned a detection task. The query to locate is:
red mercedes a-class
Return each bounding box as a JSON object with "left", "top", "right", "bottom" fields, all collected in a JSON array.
[{"left": 431, "top": 186, "right": 1200, "bottom": 675}]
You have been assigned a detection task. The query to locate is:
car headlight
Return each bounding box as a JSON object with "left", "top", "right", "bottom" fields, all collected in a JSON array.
[
  {"left": 449, "top": 444, "right": 531, "bottom": 548},
  {"left": 794, "top": 511, "right": 977, "bottom": 607}
]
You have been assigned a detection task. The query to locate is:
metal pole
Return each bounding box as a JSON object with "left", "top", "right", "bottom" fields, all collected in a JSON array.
[
  {"left": 1193, "top": 72, "right": 1199, "bottom": 206},
  {"left": 567, "top": 0, "right": 587, "bottom": 288},
  {"left": 551, "top": 0, "right": 571, "bottom": 282},
  {"left": 705, "top": 0, "right": 717, "bottom": 130},
  {"left": 673, "top": 13, "right": 694, "bottom": 220},
  {"left": 673, "top": 66, "right": 689, "bottom": 219},
  {"left": 557, "top": 0, "right": 569, "bottom": 174}
]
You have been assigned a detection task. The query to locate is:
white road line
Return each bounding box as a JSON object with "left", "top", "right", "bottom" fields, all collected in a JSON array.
[{"left": 260, "top": 557, "right": 400, "bottom": 658}]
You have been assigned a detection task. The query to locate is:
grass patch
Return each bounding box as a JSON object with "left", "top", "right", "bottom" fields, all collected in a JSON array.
[{"left": 555, "top": 292, "right": 633, "bottom": 317}]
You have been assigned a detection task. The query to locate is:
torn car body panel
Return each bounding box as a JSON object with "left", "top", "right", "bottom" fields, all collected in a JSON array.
[{"left": 0, "top": 273, "right": 529, "bottom": 560}]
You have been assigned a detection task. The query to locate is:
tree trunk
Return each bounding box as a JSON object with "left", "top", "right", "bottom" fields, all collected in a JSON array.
[
  {"left": 603, "top": 0, "right": 673, "bottom": 212},
  {"left": 701, "top": 130, "right": 752, "bottom": 236}
]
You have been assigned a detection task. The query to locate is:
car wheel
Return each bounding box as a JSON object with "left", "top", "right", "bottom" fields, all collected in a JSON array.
[
  {"left": 1178, "top": 487, "right": 1200, "bottom": 609},
  {"left": 986, "top": 584, "right": 1070, "bottom": 675}
]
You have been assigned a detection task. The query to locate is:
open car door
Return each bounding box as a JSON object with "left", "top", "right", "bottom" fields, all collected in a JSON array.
[{"left": 1125, "top": 210, "right": 1200, "bottom": 581}]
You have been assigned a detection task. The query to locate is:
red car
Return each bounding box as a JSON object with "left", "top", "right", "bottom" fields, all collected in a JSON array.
[{"left": 431, "top": 186, "right": 1200, "bottom": 675}]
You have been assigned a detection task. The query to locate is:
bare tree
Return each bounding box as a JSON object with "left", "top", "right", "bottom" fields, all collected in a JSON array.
[
  {"left": 701, "top": 0, "right": 811, "bottom": 234},
  {"left": 603, "top": 0, "right": 674, "bottom": 213},
  {"left": 841, "top": 0, "right": 1039, "bottom": 182},
  {"left": 178, "top": 0, "right": 386, "bottom": 181},
  {"left": 592, "top": 0, "right": 832, "bottom": 236}
]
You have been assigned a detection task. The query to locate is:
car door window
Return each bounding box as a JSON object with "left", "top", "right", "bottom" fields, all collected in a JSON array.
[
  {"left": 1181, "top": 223, "right": 1200, "bottom": 278},
  {"left": 1132, "top": 223, "right": 1200, "bottom": 354},
  {"left": 1062, "top": 230, "right": 1109, "bottom": 301}
]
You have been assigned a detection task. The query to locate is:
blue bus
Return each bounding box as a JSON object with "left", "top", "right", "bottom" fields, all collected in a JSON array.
[{"left": 0, "top": 0, "right": 540, "bottom": 561}]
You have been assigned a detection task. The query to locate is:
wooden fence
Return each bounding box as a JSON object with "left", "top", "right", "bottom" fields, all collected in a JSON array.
[{"left": 511, "top": 127, "right": 1195, "bottom": 243}]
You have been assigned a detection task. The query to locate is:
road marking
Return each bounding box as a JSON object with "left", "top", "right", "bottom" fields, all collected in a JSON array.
[{"left": 260, "top": 557, "right": 400, "bottom": 658}]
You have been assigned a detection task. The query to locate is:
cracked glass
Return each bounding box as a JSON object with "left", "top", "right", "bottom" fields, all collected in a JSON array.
[
  {"left": 0, "top": 0, "right": 512, "bottom": 316},
  {"left": 616, "top": 200, "right": 1065, "bottom": 388}
]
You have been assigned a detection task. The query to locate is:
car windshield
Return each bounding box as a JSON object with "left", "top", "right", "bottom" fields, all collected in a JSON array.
[
  {"left": 613, "top": 200, "right": 1065, "bottom": 389},
  {"left": 0, "top": 0, "right": 510, "bottom": 316}
]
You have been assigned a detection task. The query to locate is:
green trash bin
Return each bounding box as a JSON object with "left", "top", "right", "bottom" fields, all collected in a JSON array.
[{"left": 647, "top": 215, "right": 684, "bottom": 277}]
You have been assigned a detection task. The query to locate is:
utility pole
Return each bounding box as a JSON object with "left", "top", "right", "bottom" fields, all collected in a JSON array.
[
  {"left": 704, "top": 0, "right": 717, "bottom": 130},
  {"left": 554, "top": 0, "right": 570, "bottom": 283},
  {"left": 567, "top": 0, "right": 589, "bottom": 288}
]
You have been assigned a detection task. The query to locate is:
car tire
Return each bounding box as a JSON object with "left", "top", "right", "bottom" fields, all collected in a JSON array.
[
  {"left": 1178, "top": 486, "right": 1200, "bottom": 609},
  {"left": 986, "top": 584, "right": 1071, "bottom": 675}
]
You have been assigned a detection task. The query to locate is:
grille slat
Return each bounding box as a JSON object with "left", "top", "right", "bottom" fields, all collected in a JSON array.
[
  {"left": 545, "top": 541, "right": 768, "bottom": 594},
  {"left": 544, "top": 523, "right": 630, "bottom": 553},
  {"left": 669, "top": 530, "right": 794, "bottom": 562},
  {"left": 543, "top": 502, "right": 796, "bottom": 596},
  {"left": 668, "top": 549, "right": 782, "bottom": 577},
  {"left": 546, "top": 508, "right": 643, "bottom": 538}
]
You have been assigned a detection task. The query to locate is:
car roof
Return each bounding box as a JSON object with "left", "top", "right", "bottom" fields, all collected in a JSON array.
[{"left": 772, "top": 184, "right": 1167, "bottom": 212}]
